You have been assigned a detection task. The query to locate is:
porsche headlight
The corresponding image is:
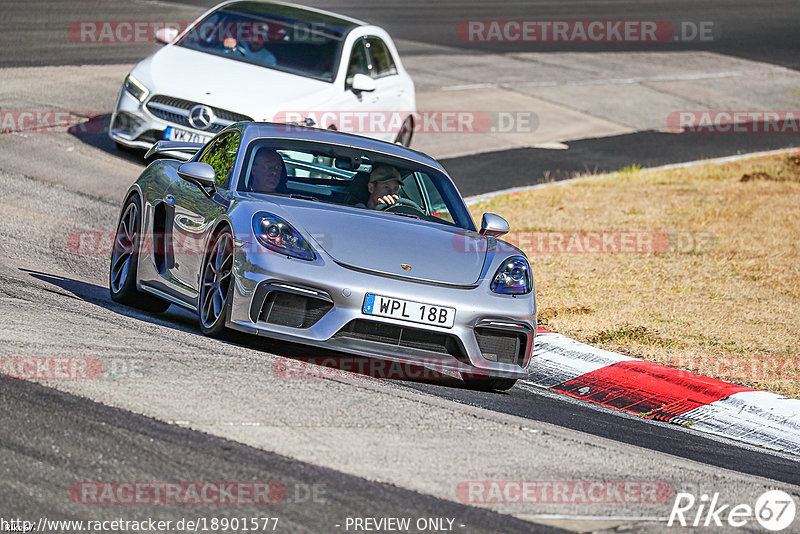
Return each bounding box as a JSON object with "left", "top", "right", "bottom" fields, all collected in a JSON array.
[
  {"left": 252, "top": 212, "right": 315, "bottom": 261},
  {"left": 123, "top": 74, "right": 150, "bottom": 102},
  {"left": 491, "top": 256, "right": 532, "bottom": 295}
]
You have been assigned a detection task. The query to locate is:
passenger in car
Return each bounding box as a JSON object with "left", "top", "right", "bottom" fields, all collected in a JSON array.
[
  {"left": 353, "top": 164, "right": 403, "bottom": 209},
  {"left": 243, "top": 22, "right": 278, "bottom": 66}
]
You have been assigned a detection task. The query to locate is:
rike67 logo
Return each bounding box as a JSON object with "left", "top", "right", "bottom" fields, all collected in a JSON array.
[{"left": 669, "top": 490, "right": 796, "bottom": 531}]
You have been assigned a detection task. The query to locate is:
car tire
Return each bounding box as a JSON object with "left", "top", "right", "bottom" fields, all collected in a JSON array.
[
  {"left": 461, "top": 375, "right": 518, "bottom": 392},
  {"left": 109, "top": 194, "right": 171, "bottom": 313},
  {"left": 394, "top": 116, "right": 413, "bottom": 147},
  {"left": 198, "top": 228, "right": 234, "bottom": 338},
  {"left": 114, "top": 141, "right": 138, "bottom": 154}
]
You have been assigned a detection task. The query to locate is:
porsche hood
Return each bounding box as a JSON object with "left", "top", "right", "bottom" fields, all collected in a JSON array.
[{"left": 282, "top": 203, "right": 489, "bottom": 286}]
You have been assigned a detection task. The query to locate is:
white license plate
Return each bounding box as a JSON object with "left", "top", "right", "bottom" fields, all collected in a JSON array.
[
  {"left": 165, "top": 126, "right": 212, "bottom": 144},
  {"left": 363, "top": 293, "right": 456, "bottom": 329}
]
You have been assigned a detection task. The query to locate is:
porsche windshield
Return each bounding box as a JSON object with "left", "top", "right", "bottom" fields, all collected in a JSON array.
[
  {"left": 238, "top": 140, "right": 476, "bottom": 231},
  {"left": 177, "top": 2, "right": 355, "bottom": 82}
]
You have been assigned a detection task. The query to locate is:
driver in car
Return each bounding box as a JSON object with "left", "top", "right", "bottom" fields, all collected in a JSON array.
[
  {"left": 223, "top": 22, "right": 277, "bottom": 66},
  {"left": 363, "top": 164, "right": 403, "bottom": 209},
  {"left": 249, "top": 148, "right": 286, "bottom": 193}
]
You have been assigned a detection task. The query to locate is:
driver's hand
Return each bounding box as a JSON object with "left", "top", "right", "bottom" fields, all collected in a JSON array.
[
  {"left": 377, "top": 194, "right": 399, "bottom": 206},
  {"left": 223, "top": 37, "right": 237, "bottom": 50}
]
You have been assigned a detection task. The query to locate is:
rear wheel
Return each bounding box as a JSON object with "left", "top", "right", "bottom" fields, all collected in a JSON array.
[
  {"left": 461, "top": 375, "right": 518, "bottom": 392},
  {"left": 199, "top": 229, "right": 234, "bottom": 338},
  {"left": 109, "top": 195, "right": 170, "bottom": 313}
]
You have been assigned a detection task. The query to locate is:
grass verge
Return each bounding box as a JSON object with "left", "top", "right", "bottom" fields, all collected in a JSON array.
[{"left": 471, "top": 152, "right": 800, "bottom": 397}]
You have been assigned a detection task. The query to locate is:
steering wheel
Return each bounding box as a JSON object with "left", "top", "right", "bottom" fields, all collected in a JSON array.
[{"left": 376, "top": 197, "right": 426, "bottom": 216}]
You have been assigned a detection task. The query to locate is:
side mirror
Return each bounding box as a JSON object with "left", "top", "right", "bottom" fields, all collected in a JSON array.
[
  {"left": 350, "top": 73, "right": 376, "bottom": 93},
  {"left": 479, "top": 213, "right": 510, "bottom": 237},
  {"left": 177, "top": 162, "right": 216, "bottom": 190},
  {"left": 155, "top": 27, "right": 179, "bottom": 45}
]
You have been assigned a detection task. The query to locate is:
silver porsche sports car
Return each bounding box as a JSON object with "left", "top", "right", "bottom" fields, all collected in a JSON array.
[{"left": 110, "top": 123, "right": 535, "bottom": 390}]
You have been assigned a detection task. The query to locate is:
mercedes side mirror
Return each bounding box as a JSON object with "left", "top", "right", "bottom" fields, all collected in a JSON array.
[
  {"left": 350, "top": 73, "right": 376, "bottom": 93},
  {"left": 155, "top": 27, "right": 179, "bottom": 45}
]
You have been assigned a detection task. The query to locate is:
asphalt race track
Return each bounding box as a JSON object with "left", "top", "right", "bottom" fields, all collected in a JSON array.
[
  {"left": 1, "top": 1, "right": 799, "bottom": 532},
  {"left": 3, "top": 378, "right": 553, "bottom": 534},
  {"left": 5, "top": 0, "right": 800, "bottom": 69}
]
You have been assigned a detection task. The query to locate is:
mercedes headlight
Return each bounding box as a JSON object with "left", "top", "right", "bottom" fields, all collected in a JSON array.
[
  {"left": 123, "top": 74, "right": 150, "bottom": 102},
  {"left": 252, "top": 212, "right": 315, "bottom": 261},
  {"left": 491, "top": 256, "right": 532, "bottom": 295}
]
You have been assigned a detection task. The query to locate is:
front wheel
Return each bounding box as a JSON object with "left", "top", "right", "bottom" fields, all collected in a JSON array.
[
  {"left": 461, "top": 374, "right": 518, "bottom": 392},
  {"left": 198, "top": 230, "right": 234, "bottom": 338},
  {"left": 109, "top": 195, "right": 170, "bottom": 313}
]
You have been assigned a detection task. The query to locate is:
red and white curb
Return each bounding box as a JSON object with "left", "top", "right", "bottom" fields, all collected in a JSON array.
[{"left": 527, "top": 328, "right": 800, "bottom": 456}]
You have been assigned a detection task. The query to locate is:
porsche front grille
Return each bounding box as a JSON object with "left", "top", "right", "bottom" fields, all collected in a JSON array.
[
  {"left": 259, "top": 292, "right": 333, "bottom": 329},
  {"left": 474, "top": 328, "right": 526, "bottom": 365},
  {"left": 333, "top": 320, "right": 466, "bottom": 360}
]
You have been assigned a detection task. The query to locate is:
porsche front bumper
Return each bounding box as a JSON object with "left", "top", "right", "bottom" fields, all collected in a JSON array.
[{"left": 226, "top": 241, "right": 536, "bottom": 380}]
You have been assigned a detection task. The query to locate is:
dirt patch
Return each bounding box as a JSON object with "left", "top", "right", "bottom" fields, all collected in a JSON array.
[
  {"left": 586, "top": 324, "right": 681, "bottom": 349},
  {"left": 538, "top": 306, "right": 594, "bottom": 320},
  {"left": 740, "top": 155, "right": 800, "bottom": 182}
]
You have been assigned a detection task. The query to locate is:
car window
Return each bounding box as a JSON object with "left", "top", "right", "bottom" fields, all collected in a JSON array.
[
  {"left": 237, "top": 139, "right": 476, "bottom": 231},
  {"left": 400, "top": 174, "right": 424, "bottom": 208},
  {"left": 365, "top": 37, "right": 397, "bottom": 78},
  {"left": 416, "top": 172, "right": 455, "bottom": 224},
  {"left": 176, "top": 3, "right": 350, "bottom": 82},
  {"left": 346, "top": 38, "right": 371, "bottom": 86},
  {"left": 198, "top": 131, "right": 240, "bottom": 188}
]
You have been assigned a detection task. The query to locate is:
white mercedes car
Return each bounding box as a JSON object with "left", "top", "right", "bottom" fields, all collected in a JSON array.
[{"left": 109, "top": 1, "right": 417, "bottom": 153}]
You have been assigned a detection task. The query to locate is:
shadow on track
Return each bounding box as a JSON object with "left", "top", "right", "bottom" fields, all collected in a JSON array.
[
  {"left": 67, "top": 114, "right": 150, "bottom": 167},
  {"left": 19, "top": 267, "right": 478, "bottom": 390},
  {"left": 443, "top": 128, "right": 800, "bottom": 197}
]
